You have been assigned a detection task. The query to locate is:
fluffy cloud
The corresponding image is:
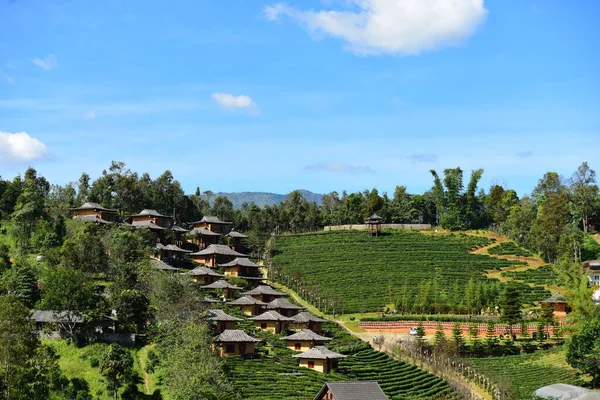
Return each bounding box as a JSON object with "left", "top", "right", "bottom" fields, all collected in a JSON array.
[
  {"left": 211, "top": 93, "right": 259, "bottom": 114},
  {"left": 265, "top": 0, "right": 487, "bottom": 55},
  {"left": 305, "top": 162, "right": 375, "bottom": 174},
  {"left": 408, "top": 153, "right": 438, "bottom": 163},
  {"left": 32, "top": 54, "right": 59, "bottom": 70},
  {"left": 0, "top": 131, "right": 48, "bottom": 164}
]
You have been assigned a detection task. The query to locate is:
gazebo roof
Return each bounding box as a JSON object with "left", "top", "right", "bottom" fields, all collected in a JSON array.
[
  {"left": 202, "top": 279, "right": 242, "bottom": 290},
  {"left": 186, "top": 266, "right": 224, "bottom": 277},
  {"left": 266, "top": 298, "right": 305, "bottom": 310},
  {"left": 206, "top": 309, "right": 242, "bottom": 322},
  {"left": 188, "top": 227, "right": 222, "bottom": 237},
  {"left": 31, "top": 310, "right": 84, "bottom": 323},
  {"left": 241, "top": 285, "right": 287, "bottom": 297},
  {"left": 170, "top": 225, "right": 190, "bottom": 233},
  {"left": 71, "top": 202, "right": 117, "bottom": 213},
  {"left": 290, "top": 312, "right": 329, "bottom": 324},
  {"left": 292, "top": 346, "right": 347, "bottom": 360},
  {"left": 191, "top": 216, "right": 232, "bottom": 225},
  {"left": 540, "top": 293, "right": 568, "bottom": 304},
  {"left": 220, "top": 258, "right": 261, "bottom": 268},
  {"left": 190, "top": 244, "right": 249, "bottom": 258},
  {"left": 281, "top": 329, "right": 331, "bottom": 342},
  {"left": 227, "top": 295, "right": 267, "bottom": 306},
  {"left": 249, "top": 310, "right": 293, "bottom": 322},
  {"left": 365, "top": 213, "right": 382, "bottom": 223},
  {"left": 214, "top": 329, "right": 259, "bottom": 343}
]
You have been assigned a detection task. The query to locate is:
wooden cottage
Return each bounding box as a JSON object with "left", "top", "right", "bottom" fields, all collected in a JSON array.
[
  {"left": 540, "top": 293, "right": 570, "bottom": 315},
  {"left": 206, "top": 309, "right": 243, "bottom": 333},
  {"left": 188, "top": 227, "right": 222, "bottom": 248},
  {"left": 292, "top": 346, "right": 346, "bottom": 374},
  {"left": 314, "top": 381, "right": 389, "bottom": 400},
  {"left": 266, "top": 298, "right": 305, "bottom": 317},
  {"left": 364, "top": 213, "right": 383, "bottom": 236},
  {"left": 213, "top": 329, "right": 259, "bottom": 357},
  {"left": 220, "top": 258, "right": 265, "bottom": 285},
  {"left": 227, "top": 295, "right": 267, "bottom": 316},
  {"left": 225, "top": 230, "right": 248, "bottom": 250},
  {"left": 189, "top": 244, "right": 249, "bottom": 267},
  {"left": 201, "top": 279, "right": 242, "bottom": 299},
  {"left": 71, "top": 202, "right": 118, "bottom": 223},
  {"left": 241, "top": 285, "right": 287, "bottom": 303},
  {"left": 170, "top": 225, "right": 190, "bottom": 247},
  {"left": 186, "top": 266, "right": 224, "bottom": 284},
  {"left": 281, "top": 329, "right": 331, "bottom": 352},
  {"left": 154, "top": 243, "right": 192, "bottom": 261},
  {"left": 249, "top": 310, "right": 292, "bottom": 334},
  {"left": 289, "top": 312, "right": 329, "bottom": 334},
  {"left": 190, "top": 215, "right": 232, "bottom": 234},
  {"left": 129, "top": 209, "right": 173, "bottom": 228}
]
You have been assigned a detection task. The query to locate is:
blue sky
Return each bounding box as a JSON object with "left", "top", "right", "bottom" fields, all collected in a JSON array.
[{"left": 0, "top": 0, "right": 598, "bottom": 197}]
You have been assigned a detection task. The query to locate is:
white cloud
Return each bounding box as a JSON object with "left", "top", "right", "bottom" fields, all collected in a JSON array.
[
  {"left": 210, "top": 93, "right": 259, "bottom": 114},
  {"left": 0, "top": 132, "right": 48, "bottom": 164},
  {"left": 305, "top": 162, "right": 375, "bottom": 174},
  {"left": 32, "top": 54, "right": 59, "bottom": 70},
  {"left": 265, "top": 0, "right": 487, "bottom": 55},
  {"left": 0, "top": 70, "right": 14, "bottom": 85},
  {"left": 82, "top": 110, "right": 97, "bottom": 120}
]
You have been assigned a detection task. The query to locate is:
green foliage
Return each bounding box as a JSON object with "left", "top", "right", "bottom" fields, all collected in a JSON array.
[
  {"left": 99, "top": 343, "right": 134, "bottom": 399},
  {"left": 502, "top": 264, "right": 562, "bottom": 287},
  {"left": 0, "top": 263, "right": 40, "bottom": 307},
  {"left": 451, "top": 322, "right": 465, "bottom": 353},
  {"left": 500, "top": 285, "right": 522, "bottom": 325},
  {"left": 566, "top": 312, "right": 600, "bottom": 386},
  {"left": 113, "top": 289, "right": 152, "bottom": 333},
  {"left": 487, "top": 242, "right": 533, "bottom": 257}
]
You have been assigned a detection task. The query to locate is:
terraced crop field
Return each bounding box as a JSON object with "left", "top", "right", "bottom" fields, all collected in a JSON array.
[
  {"left": 502, "top": 265, "right": 563, "bottom": 287},
  {"left": 271, "top": 231, "right": 538, "bottom": 313},
  {"left": 487, "top": 242, "right": 534, "bottom": 257},
  {"left": 463, "top": 347, "right": 584, "bottom": 400},
  {"left": 223, "top": 323, "right": 458, "bottom": 400}
]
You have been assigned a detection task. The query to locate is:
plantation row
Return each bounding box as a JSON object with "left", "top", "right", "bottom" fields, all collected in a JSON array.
[
  {"left": 502, "top": 265, "right": 563, "bottom": 287},
  {"left": 223, "top": 323, "right": 458, "bottom": 399},
  {"left": 463, "top": 347, "right": 582, "bottom": 400},
  {"left": 487, "top": 242, "right": 534, "bottom": 257},
  {"left": 271, "top": 231, "right": 536, "bottom": 313}
]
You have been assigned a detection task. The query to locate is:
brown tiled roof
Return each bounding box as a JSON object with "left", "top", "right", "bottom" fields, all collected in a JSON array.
[
  {"left": 130, "top": 209, "right": 171, "bottom": 218},
  {"left": 190, "top": 244, "right": 249, "bottom": 257},
  {"left": 71, "top": 202, "right": 117, "bottom": 213},
  {"left": 170, "top": 225, "right": 190, "bottom": 233},
  {"left": 132, "top": 220, "right": 165, "bottom": 230},
  {"left": 206, "top": 309, "right": 242, "bottom": 322},
  {"left": 220, "top": 258, "right": 261, "bottom": 268},
  {"left": 214, "top": 329, "right": 259, "bottom": 343},
  {"left": 75, "top": 215, "right": 111, "bottom": 224},
  {"left": 188, "top": 227, "right": 222, "bottom": 237},
  {"left": 164, "top": 244, "right": 192, "bottom": 253},
  {"left": 202, "top": 279, "right": 242, "bottom": 290},
  {"left": 281, "top": 329, "right": 331, "bottom": 342},
  {"left": 266, "top": 298, "right": 305, "bottom": 310},
  {"left": 190, "top": 216, "right": 232, "bottom": 225},
  {"left": 292, "top": 346, "right": 346, "bottom": 360},
  {"left": 290, "top": 312, "right": 329, "bottom": 324},
  {"left": 249, "top": 310, "right": 293, "bottom": 322},
  {"left": 227, "top": 295, "right": 267, "bottom": 306},
  {"left": 314, "top": 381, "right": 389, "bottom": 400},
  {"left": 186, "top": 267, "right": 224, "bottom": 277},
  {"left": 241, "top": 285, "right": 287, "bottom": 297}
]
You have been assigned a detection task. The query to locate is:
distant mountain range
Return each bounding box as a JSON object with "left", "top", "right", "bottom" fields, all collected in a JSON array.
[{"left": 215, "top": 190, "right": 323, "bottom": 208}]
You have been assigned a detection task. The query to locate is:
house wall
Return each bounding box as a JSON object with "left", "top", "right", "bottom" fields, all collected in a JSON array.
[
  {"left": 217, "top": 342, "right": 255, "bottom": 357},
  {"left": 286, "top": 340, "right": 315, "bottom": 352},
  {"left": 254, "top": 320, "right": 285, "bottom": 334},
  {"left": 298, "top": 358, "right": 327, "bottom": 373},
  {"left": 236, "top": 305, "right": 262, "bottom": 316}
]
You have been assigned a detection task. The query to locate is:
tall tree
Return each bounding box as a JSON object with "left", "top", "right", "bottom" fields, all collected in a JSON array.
[
  {"left": 570, "top": 162, "right": 599, "bottom": 232},
  {"left": 99, "top": 344, "right": 134, "bottom": 400}
]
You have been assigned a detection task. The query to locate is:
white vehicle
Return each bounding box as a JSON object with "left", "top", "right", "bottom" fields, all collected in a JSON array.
[{"left": 409, "top": 327, "right": 418, "bottom": 336}]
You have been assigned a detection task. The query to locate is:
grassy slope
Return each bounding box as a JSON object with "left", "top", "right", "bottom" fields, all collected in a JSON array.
[
  {"left": 271, "top": 230, "right": 551, "bottom": 313},
  {"left": 463, "top": 347, "right": 585, "bottom": 400}
]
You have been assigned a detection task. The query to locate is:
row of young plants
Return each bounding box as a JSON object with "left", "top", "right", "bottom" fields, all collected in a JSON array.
[
  {"left": 487, "top": 242, "right": 534, "bottom": 257},
  {"left": 270, "top": 231, "right": 547, "bottom": 313},
  {"left": 502, "top": 265, "right": 564, "bottom": 287},
  {"left": 222, "top": 320, "right": 459, "bottom": 399}
]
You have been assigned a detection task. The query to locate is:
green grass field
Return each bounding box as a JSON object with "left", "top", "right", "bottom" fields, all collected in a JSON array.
[
  {"left": 463, "top": 347, "right": 585, "bottom": 400},
  {"left": 502, "top": 265, "right": 563, "bottom": 287},
  {"left": 271, "top": 230, "right": 549, "bottom": 313}
]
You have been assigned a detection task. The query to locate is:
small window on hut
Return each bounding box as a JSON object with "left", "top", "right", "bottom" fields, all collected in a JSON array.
[
  {"left": 308, "top": 360, "right": 315, "bottom": 369},
  {"left": 261, "top": 323, "right": 267, "bottom": 329},
  {"left": 225, "top": 345, "right": 235, "bottom": 354},
  {"left": 295, "top": 343, "right": 301, "bottom": 350}
]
